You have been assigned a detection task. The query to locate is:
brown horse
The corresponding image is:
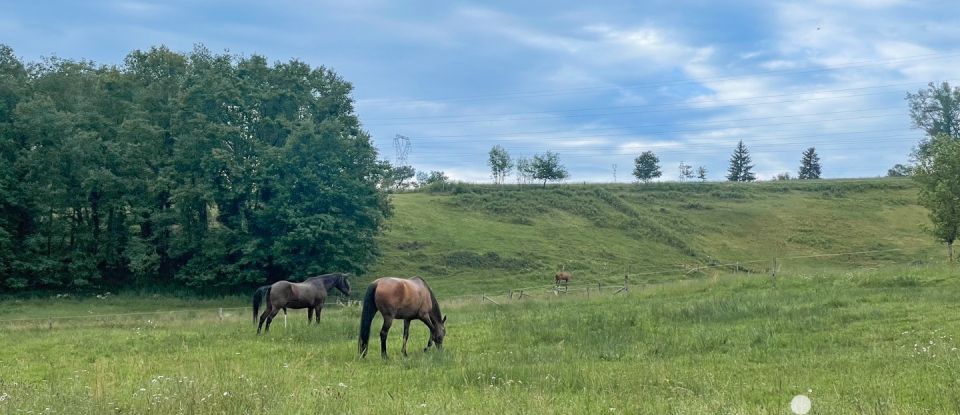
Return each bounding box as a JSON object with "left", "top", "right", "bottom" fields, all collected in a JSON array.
[
  {"left": 555, "top": 270, "right": 572, "bottom": 286},
  {"left": 256, "top": 273, "right": 351, "bottom": 334},
  {"left": 358, "top": 277, "right": 446, "bottom": 359}
]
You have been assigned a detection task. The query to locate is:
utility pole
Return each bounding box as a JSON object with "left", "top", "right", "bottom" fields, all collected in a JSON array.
[{"left": 393, "top": 134, "right": 411, "bottom": 167}]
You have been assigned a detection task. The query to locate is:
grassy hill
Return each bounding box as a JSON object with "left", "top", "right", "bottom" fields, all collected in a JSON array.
[
  {"left": 370, "top": 178, "right": 940, "bottom": 295},
  {"left": 4, "top": 178, "right": 959, "bottom": 414}
]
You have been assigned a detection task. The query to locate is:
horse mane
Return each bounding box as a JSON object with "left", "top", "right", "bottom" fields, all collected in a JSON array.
[
  {"left": 412, "top": 276, "right": 443, "bottom": 323},
  {"left": 304, "top": 272, "right": 345, "bottom": 287}
]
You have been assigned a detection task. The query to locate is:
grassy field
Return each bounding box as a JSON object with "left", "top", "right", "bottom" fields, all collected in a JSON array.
[
  {"left": 1, "top": 264, "right": 959, "bottom": 414},
  {"left": 2, "top": 178, "right": 957, "bottom": 414},
  {"left": 372, "top": 178, "right": 940, "bottom": 295}
]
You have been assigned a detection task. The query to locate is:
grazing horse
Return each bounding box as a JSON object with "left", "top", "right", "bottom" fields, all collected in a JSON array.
[
  {"left": 555, "top": 270, "right": 572, "bottom": 287},
  {"left": 256, "top": 273, "right": 351, "bottom": 334},
  {"left": 358, "top": 277, "right": 446, "bottom": 359}
]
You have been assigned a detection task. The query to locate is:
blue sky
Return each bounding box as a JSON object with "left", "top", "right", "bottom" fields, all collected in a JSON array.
[{"left": 3, "top": 0, "right": 959, "bottom": 181}]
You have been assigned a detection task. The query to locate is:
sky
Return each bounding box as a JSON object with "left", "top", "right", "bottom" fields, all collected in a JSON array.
[{"left": 2, "top": 0, "right": 959, "bottom": 182}]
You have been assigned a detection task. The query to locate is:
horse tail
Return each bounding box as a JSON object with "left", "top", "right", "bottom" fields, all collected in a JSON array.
[
  {"left": 358, "top": 281, "right": 379, "bottom": 357},
  {"left": 253, "top": 285, "right": 271, "bottom": 323}
]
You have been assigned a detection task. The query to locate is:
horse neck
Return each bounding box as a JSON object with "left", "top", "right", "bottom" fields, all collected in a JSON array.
[
  {"left": 312, "top": 276, "right": 336, "bottom": 291},
  {"left": 426, "top": 291, "right": 442, "bottom": 324}
]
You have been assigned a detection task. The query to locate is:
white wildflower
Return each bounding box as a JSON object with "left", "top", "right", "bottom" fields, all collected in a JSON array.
[{"left": 338, "top": 382, "right": 348, "bottom": 388}]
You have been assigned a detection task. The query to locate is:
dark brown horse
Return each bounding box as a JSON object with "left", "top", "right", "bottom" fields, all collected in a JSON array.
[
  {"left": 358, "top": 277, "right": 446, "bottom": 359},
  {"left": 555, "top": 270, "right": 572, "bottom": 286},
  {"left": 256, "top": 273, "right": 351, "bottom": 334}
]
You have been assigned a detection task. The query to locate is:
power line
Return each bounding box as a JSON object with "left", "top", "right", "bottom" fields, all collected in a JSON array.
[
  {"left": 366, "top": 90, "right": 912, "bottom": 127},
  {"left": 362, "top": 81, "right": 933, "bottom": 123},
  {"left": 366, "top": 52, "right": 960, "bottom": 104},
  {"left": 396, "top": 107, "right": 905, "bottom": 140}
]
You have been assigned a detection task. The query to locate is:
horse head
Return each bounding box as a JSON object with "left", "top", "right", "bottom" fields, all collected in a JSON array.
[
  {"left": 430, "top": 315, "right": 447, "bottom": 350},
  {"left": 336, "top": 273, "right": 351, "bottom": 296}
]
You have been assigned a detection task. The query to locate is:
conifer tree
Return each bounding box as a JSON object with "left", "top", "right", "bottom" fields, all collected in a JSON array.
[
  {"left": 798, "top": 147, "right": 822, "bottom": 179},
  {"left": 726, "top": 140, "right": 756, "bottom": 182}
]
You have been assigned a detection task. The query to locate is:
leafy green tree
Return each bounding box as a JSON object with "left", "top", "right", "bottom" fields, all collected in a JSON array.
[
  {"left": 798, "top": 147, "right": 821, "bottom": 179},
  {"left": 887, "top": 164, "right": 913, "bottom": 177},
  {"left": 390, "top": 165, "right": 416, "bottom": 190},
  {"left": 726, "top": 140, "right": 756, "bottom": 182},
  {"left": 488, "top": 145, "right": 512, "bottom": 185},
  {"left": 515, "top": 157, "right": 531, "bottom": 185},
  {"left": 696, "top": 166, "right": 708, "bottom": 182},
  {"left": 678, "top": 161, "right": 694, "bottom": 182},
  {"left": 907, "top": 82, "right": 960, "bottom": 157},
  {"left": 425, "top": 170, "right": 448, "bottom": 185},
  {"left": 0, "top": 43, "right": 392, "bottom": 291},
  {"left": 531, "top": 151, "right": 568, "bottom": 187},
  {"left": 912, "top": 134, "right": 960, "bottom": 261},
  {"left": 632, "top": 151, "right": 661, "bottom": 183}
]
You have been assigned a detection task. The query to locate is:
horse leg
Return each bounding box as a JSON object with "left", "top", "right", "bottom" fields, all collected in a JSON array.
[
  {"left": 315, "top": 304, "right": 323, "bottom": 322},
  {"left": 380, "top": 316, "right": 394, "bottom": 359},
  {"left": 257, "top": 305, "right": 271, "bottom": 335},
  {"left": 307, "top": 307, "right": 314, "bottom": 324},
  {"left": 264, "top": 307, "right": 281, "bottom": 333},
  {"left": 401, "top": 319, "right": 411, "bottom": 357}
]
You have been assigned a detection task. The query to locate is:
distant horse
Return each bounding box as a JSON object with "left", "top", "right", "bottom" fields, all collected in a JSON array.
[
  {"left": 358, "top": 277, "right": 446, "bottom": 359},
  {"left": 555, "top": 270, "right": 572, "bottom": 287},
  {"left": 256, "top": 273, "right": 351, "bottom": 334}
]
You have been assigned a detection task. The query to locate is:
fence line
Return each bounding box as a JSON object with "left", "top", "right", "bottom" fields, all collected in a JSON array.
[{"left": 0, "top": 245, "right": 941, "bottom": 325}]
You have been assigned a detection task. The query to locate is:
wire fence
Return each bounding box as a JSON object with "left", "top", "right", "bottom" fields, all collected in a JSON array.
[{"left": 0, "top": 245, "right": 945, "bottom": 327}]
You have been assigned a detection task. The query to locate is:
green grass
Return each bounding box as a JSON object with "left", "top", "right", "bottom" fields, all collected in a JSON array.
[
  {"left": 2, "top": 177, "right": 956, "bottom": 413},
  {"left": 1, "top": 265, "right": 959, "bottom": 414},
  {"left": 372, "top": 178, "right": 940, "bottom": 295}
]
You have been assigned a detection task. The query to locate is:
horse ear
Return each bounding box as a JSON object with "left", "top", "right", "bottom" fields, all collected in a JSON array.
[{"left": 442, "top": 315, "right": 447, "bottom": 324}]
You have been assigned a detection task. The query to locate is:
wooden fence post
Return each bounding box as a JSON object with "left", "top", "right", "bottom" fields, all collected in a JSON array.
[
  {"left": 482, "top": 295, "right": 500, "bottom": 306},
  {"left": 218, "top": 308, "right": 224, "bottom": 322}
]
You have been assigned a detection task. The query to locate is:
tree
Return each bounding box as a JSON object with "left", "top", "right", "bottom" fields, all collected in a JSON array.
[
  {"left": 726, "top": 140, "right": 756, "bottom": 182},
  {"left": 696, "top": 166, "right": 708, "bottom": 182},
  {"left": 678, "top": 161, "right": 694, "bottom": 182},
  {"left": 390, "top": 165, "right": 416, "bottom": 190},
  {"left": 632, "top": 151, "right": 662, "bottom": 183},
  {"left": 424, "top": 170, "right": 448, "bottom": 185},
  {"left": 775, "top": 172, "right": 792, "bottom": 181},
  {"left": 912, "top": 134, "right": 960, "bottom": 261},
  {"left": 797, "top": 147, "right": 821, "bottom": 179},
  {"left": 530, "top": 151, "right": 568, "bottom": 187},
  {"left": 907, "top": 82, "right": 960, "bottom": 157},
  {"left": 887, "top": 163, "right": 913, "bottom": 177},
  {"left": 515, "top": 157, "right": 533, "bottom": 185},
  {"left": 488, "top": 145, "right": 512, "bottom": 185},
  {"left": 909, "top": 81, "right": 960, "bottom": 138},
  {"left": 0, "top": 44, "right": 392, "bottom": 292}
]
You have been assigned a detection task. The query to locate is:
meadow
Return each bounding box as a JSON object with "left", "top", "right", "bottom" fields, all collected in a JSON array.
[
  {"left": 2, "top": 178, "right": 958, "bottom": 414},
  {"left": 1, "top": 264, "right": 959, "bottom": 414}
]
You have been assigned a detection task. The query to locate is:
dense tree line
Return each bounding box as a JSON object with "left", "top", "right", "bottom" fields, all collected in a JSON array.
[{"left": 0, "top": 45, "right": 392, "bottom": 292}]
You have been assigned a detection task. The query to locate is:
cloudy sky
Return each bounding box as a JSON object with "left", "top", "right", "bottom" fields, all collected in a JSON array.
[{"left": 3, "top": 0, "right": 959, "bottom": 181}]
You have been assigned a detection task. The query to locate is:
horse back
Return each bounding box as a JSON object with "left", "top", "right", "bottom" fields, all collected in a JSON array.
[
  {"left": 373, "top": 277, "right": 431, "bottom": 319},
  {"left": 270, "top": 280, "right": 323, "bottom": 308}
]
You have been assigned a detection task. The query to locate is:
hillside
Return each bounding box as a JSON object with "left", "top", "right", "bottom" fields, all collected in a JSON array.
[{"left": 370, "top": 178, "right": 940, "bottom": 295}]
